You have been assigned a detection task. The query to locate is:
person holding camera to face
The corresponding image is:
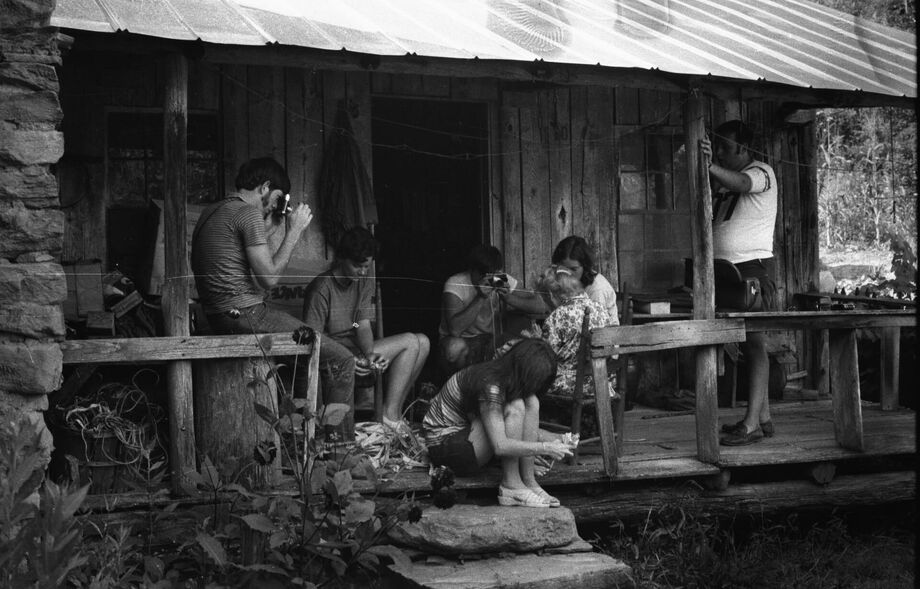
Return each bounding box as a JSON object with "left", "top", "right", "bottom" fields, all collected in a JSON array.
[
  {"left": 191, "top": 156, "right": 314, "bottom": 395},
  {"left": 438, "top": 245, "right": 544, "bottom": 376}
]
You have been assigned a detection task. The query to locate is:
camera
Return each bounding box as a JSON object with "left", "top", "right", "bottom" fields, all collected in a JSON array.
[
  {"left": 273, "top": 193, "right": 292, "bottom": 219},
  {"left": 485, "top": 272, "right": 509, "bottom": 288}
]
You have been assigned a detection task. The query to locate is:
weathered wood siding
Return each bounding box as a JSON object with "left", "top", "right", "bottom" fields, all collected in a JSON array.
[{"left": 59, "top": 51, "right": 818, "bottom": 381}]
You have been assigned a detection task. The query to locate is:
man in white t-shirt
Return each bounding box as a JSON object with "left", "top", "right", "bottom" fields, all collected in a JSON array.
[
  {"left": 702, "top": 120, "right": 779, "bottom": 446},
  {"left": 438, "top": 245, "right": 543, "bottom": 376}
]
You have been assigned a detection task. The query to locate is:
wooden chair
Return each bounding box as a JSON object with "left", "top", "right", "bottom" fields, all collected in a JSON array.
[{"left": 568, "top": 286, "right": 631, "bottom": 464}]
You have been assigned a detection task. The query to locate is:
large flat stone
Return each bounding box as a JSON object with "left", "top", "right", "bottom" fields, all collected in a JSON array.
[
  {"left": 0, "top": 340, "right": 62, "bottom": 394},
  {"left": 388, "top": 504, "right": 579, "bottom": 555},
  {"left": 0, "top": 261, "right": 66, "bottom": 304},
  {"left": 389, "top": 552, "right": 633, "bottom": 589}
]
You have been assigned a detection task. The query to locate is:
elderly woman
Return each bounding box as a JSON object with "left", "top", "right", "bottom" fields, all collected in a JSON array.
[
  {"left": 423, "top": 338, "right": 575, "bottom": 508},
  {"left": 537, "top": 266, "right": 616, "bottom": 399}
]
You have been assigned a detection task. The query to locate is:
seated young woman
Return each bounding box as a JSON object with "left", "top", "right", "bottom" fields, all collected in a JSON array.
[
  {"left": 422, "top": 338, "right": 577, "bottom": 508},
  {"left": 536, "top": 266, "right": 616, "bottom": 399}
]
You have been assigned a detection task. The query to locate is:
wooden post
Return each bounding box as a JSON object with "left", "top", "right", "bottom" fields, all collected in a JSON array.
[
  {"left": 162, "top": 53, "right": 196, "bottom": 494},
  {"left": 683, "top": 85, "right": 720, "bottom": 465},
  {"left": 828, "top": 328, "right": 864, "bottom": 450},
  {"left": 879, "top": 327, "right": 900, "bottom": 410},
  {"left": 193, "top": 357, "right": 282, "bottom": 489}
]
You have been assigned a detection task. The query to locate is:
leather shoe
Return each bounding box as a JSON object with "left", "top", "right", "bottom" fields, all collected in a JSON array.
[
  {"left": 720, "top": 425, "right": 764, "bottom": 446},
  {"left": 722, "top": 420, "right": 774, "bottom": 437}
]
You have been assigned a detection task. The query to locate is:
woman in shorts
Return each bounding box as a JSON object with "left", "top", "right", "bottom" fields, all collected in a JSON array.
[{"left": 422, "top": 338, "right": 575, "bottom": 507}]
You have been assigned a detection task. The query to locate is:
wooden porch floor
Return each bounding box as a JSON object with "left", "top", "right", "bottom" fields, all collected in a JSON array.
[{"left": 361, "top": 399, "right": 916, "bottom": 495}]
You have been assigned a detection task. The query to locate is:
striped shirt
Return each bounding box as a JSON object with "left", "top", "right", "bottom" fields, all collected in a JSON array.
[
  {"left": 191, "top": 196, "right": 267, "bottom": 315},
  {"left": 423, "top": 368, "right": 505, "bottom": 446}
]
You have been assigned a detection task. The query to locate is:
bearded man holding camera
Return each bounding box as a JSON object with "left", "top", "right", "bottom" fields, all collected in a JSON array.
[{"left": 438, "top": 244, "right": 544, "bottom": 376}]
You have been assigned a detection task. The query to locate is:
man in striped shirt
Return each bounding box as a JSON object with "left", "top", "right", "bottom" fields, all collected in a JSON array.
[{"left": 191, "top": 157, "right": 314, "bottom": 395}]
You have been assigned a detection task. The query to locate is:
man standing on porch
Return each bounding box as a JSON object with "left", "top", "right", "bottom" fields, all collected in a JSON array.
[{"left": 701, "top": 120, "right": 779, "bottom": 446}]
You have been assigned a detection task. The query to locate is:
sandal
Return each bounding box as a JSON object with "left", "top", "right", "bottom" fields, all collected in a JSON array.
[
  {"left": 498, "top": 486, "right": 551, "bottom": 508},
  {"left": 530, "top": 487, "right": 561, "bottom": 507}
]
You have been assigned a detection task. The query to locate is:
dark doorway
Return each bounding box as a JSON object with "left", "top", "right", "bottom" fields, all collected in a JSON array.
[{"left": 371, "top": 97, "right": 489, "bottom": 384}]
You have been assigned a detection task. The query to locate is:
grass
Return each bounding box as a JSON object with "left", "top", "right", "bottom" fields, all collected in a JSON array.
[{"left": 589, "top": 502, "right": 916, "bottom": 589}]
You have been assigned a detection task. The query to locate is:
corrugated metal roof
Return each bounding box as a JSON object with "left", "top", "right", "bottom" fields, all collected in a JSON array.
[{"left": 52, "top": 0, "right": 916, "bottom": 98}]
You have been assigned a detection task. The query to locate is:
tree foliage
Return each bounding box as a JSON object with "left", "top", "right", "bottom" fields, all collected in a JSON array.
[{"left": 811, "top": 0, "right": 917, "bottom": 253}]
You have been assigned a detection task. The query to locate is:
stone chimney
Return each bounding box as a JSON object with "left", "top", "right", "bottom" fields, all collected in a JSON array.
[{"left": 0, "top": 0, "right": 66, "bottom": 480}]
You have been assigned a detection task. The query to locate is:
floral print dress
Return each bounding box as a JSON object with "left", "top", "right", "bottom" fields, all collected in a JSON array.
[{"left": 540, "top": 294, "right": 617, "bottom": 398}]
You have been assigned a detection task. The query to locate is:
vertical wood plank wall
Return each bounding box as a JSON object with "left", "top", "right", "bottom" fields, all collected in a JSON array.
[{"left": 60, "top": 54, "right": 817, "bottom": 378}]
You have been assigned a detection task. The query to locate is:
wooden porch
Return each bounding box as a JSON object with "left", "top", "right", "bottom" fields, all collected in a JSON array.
[
  {"left": 360, "top": 399, "right": 916, "bottom": 494},
  {"left": 78, "top": 396, "right": 916, "bottom": 529}
]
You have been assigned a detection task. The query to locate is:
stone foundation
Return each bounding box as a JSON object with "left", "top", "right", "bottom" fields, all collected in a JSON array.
[{"left": 0, "top": 0, "right": 64, "bottom": 493}]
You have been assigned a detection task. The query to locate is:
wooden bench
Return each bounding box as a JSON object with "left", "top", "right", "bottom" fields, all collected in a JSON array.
[
  {"left": 720, "top": 310, "right": 916, "bottom": 452},
  {"left": 585, "top": 319, "right": 747, "bottom": 476}
]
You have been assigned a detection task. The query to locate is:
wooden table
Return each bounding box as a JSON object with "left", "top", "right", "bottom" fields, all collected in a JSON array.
[{"left": 718, "top": 310, "right": 916, "bottom": 451}]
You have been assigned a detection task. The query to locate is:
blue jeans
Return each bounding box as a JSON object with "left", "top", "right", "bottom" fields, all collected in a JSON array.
[{"left": 207, "top": 303, "right": 355, "bottom": 440}]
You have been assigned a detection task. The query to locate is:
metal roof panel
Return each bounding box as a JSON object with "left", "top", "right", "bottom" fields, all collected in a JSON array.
[{"left": 51, "top": 0, "right": 916, "bottom": 98}]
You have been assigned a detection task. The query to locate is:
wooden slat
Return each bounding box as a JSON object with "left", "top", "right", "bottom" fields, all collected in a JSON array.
[
  {"left": 499, "top": 92, "right": 524, "bottom": 279},
  {"left": 829, "top": 328, "right": 864, "bottom": 451},
  {"left": 591, "top": 356, "right": 618, "bottom": 476},
  {"left": 724, "top": 310, "right": 916, "bottom": 331},
  {"left": 589, "top": 319, "right": 746, "bottom": 357},
  {"left": 221, "top": 63, "right": 248, "bottom": 189},
  {"left": 521, "top": 93, "right": 549, "bottom": 284},
  {"left": 548, "top": 87, "right": 572, "bottom": 246},
  {"left": 61, "top": 333, "right": 317, "bottom": 364},
  {"left": 880, "top": 327, "right": 901, "bottom": 411},
  {"left": 163, "top": 53, "right": 195, "bottom": 495}
]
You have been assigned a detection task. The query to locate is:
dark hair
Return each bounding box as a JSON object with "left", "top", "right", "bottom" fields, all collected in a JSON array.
[
  {"left": 467, "top": 244, "right": 503, "bottom": 275},
  {"left": 551, "top": 235, "right": 598, "bottom": 287},
  {"left": 234, "top": 157, "right": 291, "bottom": 194},
  {"left": 464, "top": 339, "right": 556, "bottom": 403},
  {"left": 714, "top": 120, "right": 754, "bottom": 147},
  {"left": 337, "top": 226, "right": 378, "bottom": 263}
]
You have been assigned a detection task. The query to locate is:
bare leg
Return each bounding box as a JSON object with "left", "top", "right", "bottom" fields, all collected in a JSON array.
[
  {"left": 741, "top": 333, "right": 771, "bottom": 431},
  {"left": 520, "top": 396, "right": 547, "bottom": 493},
  {"left": 498, "top": 399, "right": 528, "bottom": 490},
  {"left": 374, "top": 333, "right": 430, "bottom": 422}
]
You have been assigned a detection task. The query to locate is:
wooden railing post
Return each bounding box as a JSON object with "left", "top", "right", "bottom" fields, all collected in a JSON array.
[
  {"left": 683, "top": 84, "right": 719, "bottom": 464},
  {"left": 163, "top": 52, "right": 196, "bottom": 494}
]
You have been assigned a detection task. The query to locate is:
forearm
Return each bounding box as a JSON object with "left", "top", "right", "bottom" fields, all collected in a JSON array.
[
  {"left": 447, "top": 296, "right": 488, "bottom": 335},
  {"left": 708, "top": 163, "right": 751, "bottom": 193},
  {"left": 355, "top": 324, "right": 375, "bottom": 358},
  {"left": 269, "top": 229, "right": 302, "bottom": 276},
  {"left": 492, "top": 437, "right": 544, "bottom": 458},
  {"left": 504, "top": 290, "right": 547, "bottom": 314}
]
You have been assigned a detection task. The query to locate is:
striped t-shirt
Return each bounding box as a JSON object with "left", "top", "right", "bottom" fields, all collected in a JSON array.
[
  {"left": 423, "top": 368, "right": 505, "bottom": 446},
  {"left": 191, "top": 197, "right": 268, "bottom": 315}
]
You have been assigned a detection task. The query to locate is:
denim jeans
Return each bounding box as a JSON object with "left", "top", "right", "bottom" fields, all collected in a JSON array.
[{"left": 207, "top": 303, "right": 355, "bottom": 440}]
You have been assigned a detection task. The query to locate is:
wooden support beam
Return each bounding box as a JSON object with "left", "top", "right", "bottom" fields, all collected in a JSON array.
[
  {"left": 589, "top": 319, "right": 746, "bottom": 357},
  {"left": 683, "top": 85, "right": 719, "bottom": 466},
  {"left": 61, "top": 333, "right": 318, "bottom": 364},
  {"left": 879, "top": 327, "right": 901, "bottom": 411},
  {"left": 592, "top": 357, "right": 618, "bottom": 476},
  {"left": 828, "top": 329, "right": 864, "bottom": 451},
  {"left": 163, "top": 52, "right": 196, "bottom": 495}
]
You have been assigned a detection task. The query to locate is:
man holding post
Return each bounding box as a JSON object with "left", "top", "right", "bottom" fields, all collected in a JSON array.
[{"left": 701, "top": 120, "right": 779, "bottom": 446}]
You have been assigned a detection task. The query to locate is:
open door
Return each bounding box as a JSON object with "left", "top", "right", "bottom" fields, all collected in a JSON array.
[{"left": 371, "top": 97, "right": 490, "bottom": 384}]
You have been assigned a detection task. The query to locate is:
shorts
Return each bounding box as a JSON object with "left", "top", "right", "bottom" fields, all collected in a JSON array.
[
  {"left": 736, "top": 258, "right": 779, "bottom": 312},
  {"left": 426, "top": 426, "right": 480, "bottom": 476}
]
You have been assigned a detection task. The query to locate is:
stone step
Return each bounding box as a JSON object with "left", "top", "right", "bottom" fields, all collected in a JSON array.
[
  {"left": 388, "top": 504, "right": 580, "bottom": 554},
  {"left": 389, "top": 551, "right": 633, "bottom": 589}
]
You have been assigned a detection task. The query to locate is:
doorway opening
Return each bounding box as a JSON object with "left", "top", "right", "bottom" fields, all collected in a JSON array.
[{"left": 371, "top": 97, "right": 490, "bottom": 385}]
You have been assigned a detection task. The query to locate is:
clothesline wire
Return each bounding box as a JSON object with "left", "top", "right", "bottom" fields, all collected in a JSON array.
[{"left": 210, "top": 64, "right": 908, "bottom": 175}]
